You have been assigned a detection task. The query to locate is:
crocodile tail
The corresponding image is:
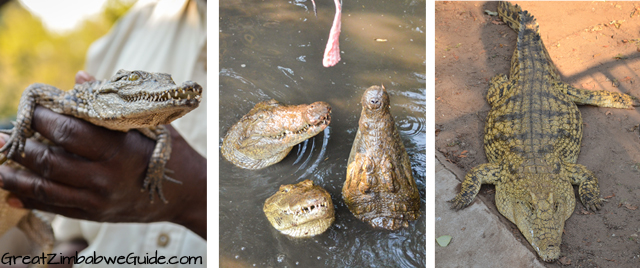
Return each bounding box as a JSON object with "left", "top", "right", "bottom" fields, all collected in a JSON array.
[
  {"left": 497, "top": 1, "right": 522, "bottom": 32},
  {"left": 498, "top": 2, "right": 540, "bottom": 34}
]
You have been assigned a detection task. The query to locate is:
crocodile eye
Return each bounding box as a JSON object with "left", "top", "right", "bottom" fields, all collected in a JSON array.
[{"left": 129, "top": 73, "right": 140, "bottom": 81}]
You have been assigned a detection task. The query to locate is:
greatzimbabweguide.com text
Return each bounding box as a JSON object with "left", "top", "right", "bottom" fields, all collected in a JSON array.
[{"left": 1, "top": 251, "right": 203, "bottom": 266}]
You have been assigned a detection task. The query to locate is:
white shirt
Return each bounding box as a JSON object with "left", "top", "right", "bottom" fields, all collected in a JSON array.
[{"left": 52, "top": 1, "right": 207, "bottom": 267}]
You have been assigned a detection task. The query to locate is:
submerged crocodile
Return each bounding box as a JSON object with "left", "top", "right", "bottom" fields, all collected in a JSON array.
[
  {"left": 263, "top": 179, "right": 334, "bottom": 237},
  {"left": 343, "top": 85, "right": 420, "bottom": 230},
  {"left": 221, "top": 99, "right": 331, "bottom": 169},
  {"left": 449, "top": 2, "right": 635, "bottom": 262},
  {"left": 0, "top": 70, "right": 202, "bottom": 263}
]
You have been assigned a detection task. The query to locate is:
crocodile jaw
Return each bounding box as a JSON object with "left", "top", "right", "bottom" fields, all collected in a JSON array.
[
  {"left": 263, "top": 180, "right": 335, "bottom": 237},
  {"left": 91, "top": 70, "right": 202, "bottom": 130},
  {"left": 222, "top": 100, "right": 331, "bottom": 169},
  {"left": 497, "top": 179, "right": 575, "bottom": 262}
]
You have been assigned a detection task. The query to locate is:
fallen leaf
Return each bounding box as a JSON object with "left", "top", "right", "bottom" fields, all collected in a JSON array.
[
  {"left": 603, "top": 193, "right": 615, "bottom": 199},
  {"left": 436, "top": 235, "right": 452, "bottom": 247},
  {"left": 374, "top": 38, "right": 388, "bottom": 42},
  {"left": 491, "top": 19, "right": 505, "bottom": 25},
  {"left": 614, "top": 53, "right": 628, "bottom": 60},
  {"left": 624, "top": 203, "right": 638, "bottom": 210},
  {"left": 484, "top": 10, "right": 498, "bottom": 16},
  {"left": 606, "top": 111, "right": 613, "bottom": 116},
  {"left": 579, "top": 209, "right": 594, "bottom": 215},
  {"left": 559, "top": 256, "right": 572, "bottom": 265}
]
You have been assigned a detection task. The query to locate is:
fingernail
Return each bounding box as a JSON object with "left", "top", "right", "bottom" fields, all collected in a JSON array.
[{"left": 7, "top": 196, "right": 23, "bottom": 208}]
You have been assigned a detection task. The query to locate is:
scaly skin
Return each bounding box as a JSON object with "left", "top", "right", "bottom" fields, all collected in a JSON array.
[
  {"left": 1, "top": 69, "right": 202, "bottom": 203},
  {"left": 343, "top": 86, "right": 420, "bottom": 230},
  {"left": 263, "top": 179, "right": 334, "bottom": 237},
  {"left": 0, "top": 70, "right": 201, "bottom": 265},
  {"left": 221, "top": 99, "right": 331, "bottom": 169},
  {"left": 449, "top": 2, "right": 635, "bottom": 262}
]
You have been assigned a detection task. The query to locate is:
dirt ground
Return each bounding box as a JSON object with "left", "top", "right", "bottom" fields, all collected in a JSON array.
[{"left": 435, "top": 1, "right": 640, "bottom": 267}]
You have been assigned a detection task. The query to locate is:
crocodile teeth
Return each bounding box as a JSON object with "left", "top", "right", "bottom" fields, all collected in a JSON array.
[{"left": 175, "top": 91, "right": 179, "bottom": 97}]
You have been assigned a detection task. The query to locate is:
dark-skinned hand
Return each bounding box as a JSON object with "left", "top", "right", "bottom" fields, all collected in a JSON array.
[{"left": 0, "top": 71, "right": 206, "bottom": 239}]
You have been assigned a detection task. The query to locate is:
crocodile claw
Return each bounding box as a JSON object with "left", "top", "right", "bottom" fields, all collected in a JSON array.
[
  {"left": 448, "top": 195, "right": 472, "bottom": 210},
  {"left": 582, "top": 197, "right": 603, "bottom": 211}
]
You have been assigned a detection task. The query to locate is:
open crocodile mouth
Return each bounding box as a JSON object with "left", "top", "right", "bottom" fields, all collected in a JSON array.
[
  {"left": 281, "top": 200, "right": 331, "bottom": 218},
  {"left": 269, "top": 115, "right": 331, "bottom": 140},
  {"left": 122, "top": 84, "right": 202, "bottom": 103}
]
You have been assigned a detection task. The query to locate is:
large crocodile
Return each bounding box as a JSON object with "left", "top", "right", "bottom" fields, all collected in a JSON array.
[
  {"left": 0, "top": 70, "right": 202, "bottom": 265},
  {"left": 343, "top": 85, "right": 420, "bottom": 230},
  {"left": 263, "top": 179, "right": 334, "bottom": 237},
  {"left": 449, "top": 2, "right": 635, "bottom": 262},
  {"left": 221, "top": 99, "right": 331, "bottom": 169}
]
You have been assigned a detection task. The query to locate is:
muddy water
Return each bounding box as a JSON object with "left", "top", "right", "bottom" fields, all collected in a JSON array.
[{"left": 219, "top": 0, "right": 426, "bottom": 267}]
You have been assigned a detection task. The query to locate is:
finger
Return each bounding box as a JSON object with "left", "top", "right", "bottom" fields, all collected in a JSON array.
[
  {"left": 12, "top": 195, "right": 93, "bottom": 221},
  {"left": 75, "top": 71, "right": 96, "bottom": 84},
  {"left": 0, "top": 133, "right": 6, "bottom": 148},
  {"left": 0, "top": 165, "right": 97, "bottom": 210},
  {"left": 11, "top": 137, "right": 98, "bottom": 187},
  {"left": 31, "top": 106, "right": 128, "bottom": 161}
]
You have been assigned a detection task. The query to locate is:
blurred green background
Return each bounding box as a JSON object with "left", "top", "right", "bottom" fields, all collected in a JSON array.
[{"left": 0, "top": 0, "right": 136, "bottom": 127}]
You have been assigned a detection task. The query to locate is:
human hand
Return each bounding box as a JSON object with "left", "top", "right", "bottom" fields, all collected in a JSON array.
[{"left": 0, "top": 71, "right": 207, "bottom": 239}]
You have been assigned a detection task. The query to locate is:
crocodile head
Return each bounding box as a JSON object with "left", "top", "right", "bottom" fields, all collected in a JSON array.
[
  {"left": 263, "top": 179, "right": 334, "bottom": 237},
  {"left": 496, "top": 177, "right": 575, "bottom": 262},
  {"left": 342, "top": 86, "right": 421, "bottom": 230},
  {"left": 90, "top": 70, "right": 202, "bottom": 130},
  {"left": 221, "top": 99, "right": 331, "bottom": 169}
]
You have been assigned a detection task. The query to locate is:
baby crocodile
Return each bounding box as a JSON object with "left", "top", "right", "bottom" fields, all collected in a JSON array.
[
  {"left": 0, "top": 70, "right": 202, "bottom": 263},
  {"left": 449, "top": 2, "right": 635, "bottom": 262},
  {"left": 343, "top": 85, "right": 420, "bottom": 230},
  {"left": 221, "top": 99, "right": 331, "bottom": 169},
  {"left": 263, "top": 179, "right": 334, "bottom": 237}
]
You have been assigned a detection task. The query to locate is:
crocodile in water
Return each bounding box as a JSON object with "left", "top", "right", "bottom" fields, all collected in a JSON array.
[
  {"left": 263, "top": 179, "right": 334, "bottom": 237},
  {"left": 0, "top": 69, "right": 202, "bottom": 263},
  {"left": 221, "top": 99, "right": 331, "bottom": 169},
  {"left": 449, "top": 2, "right": 635, "bottom": 262},
  {"left": 343, "top": 85, "right": 420, "bottom": 230}
]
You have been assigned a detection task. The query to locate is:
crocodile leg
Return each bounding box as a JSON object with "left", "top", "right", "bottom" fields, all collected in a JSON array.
[
  {"left": 138, "top": 126, "right": 180, "bottom": 204},
  {"left": 17, "top": 211, "right": 54, "bottom": 268},
  {"left": 554, "top": 82, "right": 636, "bottom": 109},
  {"left": 0, "top": 84, "right": 60, "bottom": 161},
  {"left": 449, "top": 163, "right": 501, "bottom": 209},
  {"left": 563, "top": 163, "right": 602, "bottom": 211}
]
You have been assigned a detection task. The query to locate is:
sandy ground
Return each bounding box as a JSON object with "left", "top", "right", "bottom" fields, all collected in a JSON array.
[{"left": 435, "top": 1, "right": 640, "bottom": 267}]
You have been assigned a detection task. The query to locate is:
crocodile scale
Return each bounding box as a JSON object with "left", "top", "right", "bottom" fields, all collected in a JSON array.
[{"left": 449, "top": 2, "right": 635, "bottom": 262}]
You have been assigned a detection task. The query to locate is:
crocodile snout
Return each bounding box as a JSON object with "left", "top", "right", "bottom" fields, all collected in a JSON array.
[{"left": 306, "top": 101, "right": 331, "bottom": 125}]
